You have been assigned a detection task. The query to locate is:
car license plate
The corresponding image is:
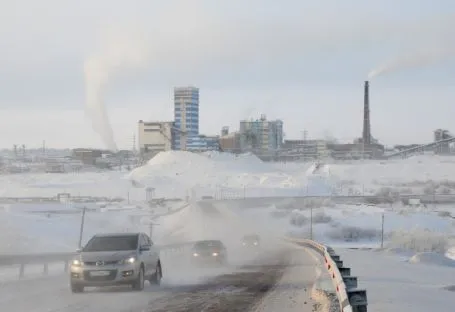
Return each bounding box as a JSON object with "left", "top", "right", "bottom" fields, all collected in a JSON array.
[{"left": 90, "top": 270, "right": 110, "bottom": 277}]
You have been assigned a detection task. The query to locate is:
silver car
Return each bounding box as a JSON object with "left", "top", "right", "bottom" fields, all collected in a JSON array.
[{"left": 70, "top": 232, "right": 162, "bottom": 293}]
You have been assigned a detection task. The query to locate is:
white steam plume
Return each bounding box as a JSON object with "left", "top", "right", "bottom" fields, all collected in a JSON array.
[
  {"left": 368, "top": 47, "right": 455, "bottom": 79},
  {"left": 84, "top": 28, "right": 150, "bottom": 151}
]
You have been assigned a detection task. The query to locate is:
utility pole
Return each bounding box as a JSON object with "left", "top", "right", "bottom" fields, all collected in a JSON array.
[
  {"left": 78, "top": 206, "right": 87, "bottom": 249},
  {"left": 381, "top": 213, "right": 385, "bottom": 249},
  {"left": 303, "top": 130, "right": 308, "bottom": 162},
  {"left": 310, "top": 206, "right": 313, "bottom": 240}
]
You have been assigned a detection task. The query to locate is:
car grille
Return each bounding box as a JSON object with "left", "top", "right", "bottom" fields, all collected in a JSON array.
[
  {"left": 83, "top": 270, "right": 117, "bottom": 281},
  {"left": 84, "top": 261, "right": 118, "bottom": 266}
]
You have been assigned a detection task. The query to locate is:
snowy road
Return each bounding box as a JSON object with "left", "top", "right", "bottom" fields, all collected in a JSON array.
[{"left": 0, "top": 245, "right": 320, "bottom": 312}]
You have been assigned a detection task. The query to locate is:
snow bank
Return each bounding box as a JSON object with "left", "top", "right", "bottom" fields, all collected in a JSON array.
[
  {"left": 129, "top": 151, "right": 307, "bottom": 198},
  {"left": 408, "top": 252, "right": 455, "bottom": 267}
]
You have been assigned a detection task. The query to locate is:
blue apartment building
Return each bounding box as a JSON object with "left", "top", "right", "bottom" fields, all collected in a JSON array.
[{"left": 173, "top": 86, "right": 219, "bottom": 151}]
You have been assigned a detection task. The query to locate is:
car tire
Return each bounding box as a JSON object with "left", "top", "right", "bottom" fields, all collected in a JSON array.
[
  {"left": 132, "top": 267, "right": 145, "bottom": 291},
  {"left": 70, "top": 283, "right": 84, "bottom": 293},
  {"left": 150, "top": 263, "right": 162, "bottom": 285}
]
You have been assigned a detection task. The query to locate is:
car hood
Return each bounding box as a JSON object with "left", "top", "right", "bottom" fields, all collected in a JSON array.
[{"left": 79, "top": 250, "right": 136, "bottom": 262}]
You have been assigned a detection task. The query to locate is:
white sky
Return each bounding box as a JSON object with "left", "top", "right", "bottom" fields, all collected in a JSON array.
[{"left": 1, "top": 0, "right": 455, "bottom": 149}]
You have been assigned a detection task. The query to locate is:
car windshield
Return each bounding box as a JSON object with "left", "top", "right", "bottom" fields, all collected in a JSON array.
[
  {"left": 83, "top": 235, "right": 138, "bottom": 252},
  {"left": 193, "top": 240, "right": 223, "bottom": 250},
  {"left": 243, "top": 235, "right": 259, "bottom": 241}
]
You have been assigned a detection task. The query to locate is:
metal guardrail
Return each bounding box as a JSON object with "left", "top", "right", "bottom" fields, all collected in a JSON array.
[
  {"left": 285, "top": 237, "right": 367, "bottom": 312},
  {"left": 0, "top": 242, "right": 196, "bottom": 279},
  {"left": 209, "top": 194, "right": 455, "bottom": 205}
]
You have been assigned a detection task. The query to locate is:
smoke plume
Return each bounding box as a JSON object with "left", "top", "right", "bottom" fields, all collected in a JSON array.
[
  {"left": 368, "top": 47, "right": 455, "bottom": 79},
  {"left": 84, "top": 28, "right": 150, "bottom": 151}
]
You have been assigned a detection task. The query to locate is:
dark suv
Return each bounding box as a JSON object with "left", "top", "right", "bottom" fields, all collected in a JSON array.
[
  {"left": 242, "top": 234, "right": 260, "bottom": 247},
  {"left": 190, "top": 240, "right": 227, "bottom": 266}
]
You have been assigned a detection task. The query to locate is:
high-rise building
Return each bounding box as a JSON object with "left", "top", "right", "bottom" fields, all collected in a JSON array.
[{"left": 173, "top": 86, "right": 199, "bottom": 150}]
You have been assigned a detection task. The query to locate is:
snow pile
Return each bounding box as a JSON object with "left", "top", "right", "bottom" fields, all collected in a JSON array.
[
  {"left": 408, "top": 252, "right": 455, "bottom": 267},
  {"left": 129, "top": 151, "right": 308, "bottom": 198},
  {"left": 446, "top": 246, "right": 455, "bottom": 260}
]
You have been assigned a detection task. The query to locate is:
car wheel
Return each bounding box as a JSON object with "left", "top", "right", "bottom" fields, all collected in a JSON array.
[
  {"left": 70, "top": 283, "right": 84, "bottom": 293},
  {"left": 132, "top": 267, "right": 145, "bottom": 291},
  {"left": 151, "top": 263, "right": 162, "bottom": 285}
]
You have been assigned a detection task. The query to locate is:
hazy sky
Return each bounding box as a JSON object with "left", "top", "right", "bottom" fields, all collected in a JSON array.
[{"left": 1, "top": 0, "right": 455, "bottom": 149}]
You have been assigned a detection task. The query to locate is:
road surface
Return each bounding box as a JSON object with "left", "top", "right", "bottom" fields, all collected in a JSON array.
[
  {"left": 0, "top": 201, "right": 325, "bottom": 312},
  {"left": 0, "top": 244, "right": 320, "bottom": 312}
]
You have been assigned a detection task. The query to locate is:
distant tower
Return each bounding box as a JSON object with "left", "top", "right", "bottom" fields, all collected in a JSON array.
[
  {"left": 362, "top": 81, "right": 371, "bottom": 145},
  {"left": 174, "top": 86, "right": 199, "bottom": 150}
]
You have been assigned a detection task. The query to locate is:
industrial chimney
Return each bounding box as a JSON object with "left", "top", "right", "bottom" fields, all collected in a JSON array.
[{"left": 362, "top": 80, "right": 371, "bottom": 145}]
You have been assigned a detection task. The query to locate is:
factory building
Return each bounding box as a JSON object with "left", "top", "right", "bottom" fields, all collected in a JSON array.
[
  {"left": 239, "top": 114, "right": 283, "bottom": 152},
  {"left": 282, "top": 139, "right": 329, "bottom": 160},
  {"left": 219, "top": 132, "right": 242, "bottom": 153},
  {"left": 138, "top": 121, "right": 174, "bottom": 156}
]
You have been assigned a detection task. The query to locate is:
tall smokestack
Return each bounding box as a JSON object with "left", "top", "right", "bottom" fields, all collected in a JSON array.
[{"left": 362, "top": 80, "right": 371, "bottom": 145}]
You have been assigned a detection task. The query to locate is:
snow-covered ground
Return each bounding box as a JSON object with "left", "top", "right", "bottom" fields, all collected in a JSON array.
[
  {"left": 2, "top": 151, "right": 455, "bottom": 199},
  {"left": 0, "top": 200, "right": 189, "bottom": 254},
  {"left": 1, "top": 151, "right": 455, "bottom": 310}
]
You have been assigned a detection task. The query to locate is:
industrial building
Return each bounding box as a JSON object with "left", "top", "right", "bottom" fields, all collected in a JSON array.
[
  {"left": 219, "top": 127, "right": 241, "bottom": 153},
  {"left": 72, "top": 148, "right": 105, "bottom": 165},
  {"left": 282, "top": 139, "right": 329, "bottom": 161},
  {"left": 239, "top": 114, "right": 283, "bottom": 152},
  {"left": 138, "top": 120, "right": 174, "bottom": 155},
  {"left": 187, "top": 135, "right": 220, "bottom": 151}
]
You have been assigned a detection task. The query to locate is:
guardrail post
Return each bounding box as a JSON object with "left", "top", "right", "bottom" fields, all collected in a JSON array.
[
  {"left": 335, "top": 260, "right": 344, "bottom": 268},
  {"left": 43, "top": 263, "right": 48, "bottom": 275},
  {"left": 343, "top": 276, "right": 358, "bottom": 289},
  {"left": 19, "top": 264, "right": 25, "bottom": 279},
  {"left": 339, "top": 267, "right": 351, "bottom": 277},
  {"left": 347, "top": 289, "right": 368, "bottom": 312},
  {"left": 64, "top": 261, "right": 69, "bottom": 272}
]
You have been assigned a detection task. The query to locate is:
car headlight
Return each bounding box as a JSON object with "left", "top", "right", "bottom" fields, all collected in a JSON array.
[
  {"left": 72, "top": 259, "right": 83, "bottom": 266},
  {"left": 212, "top": 252, "right": 219, "bottom": 257},
  {"left": 253, "top": 242, "right": 258, "bottom": 245},
  {"left": 118, "top": 257, "right": 136, "bottom": 264},
  {"left": 193, "top": 253, "right": 199, "bottom": 257},
  {"left": 242, "top": 242, "right": 246, "bottom": 246}
]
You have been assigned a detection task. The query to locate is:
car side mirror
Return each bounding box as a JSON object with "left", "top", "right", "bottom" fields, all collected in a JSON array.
[{"left": 140, "top": 245, "right": 150, "bottom": 252}]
